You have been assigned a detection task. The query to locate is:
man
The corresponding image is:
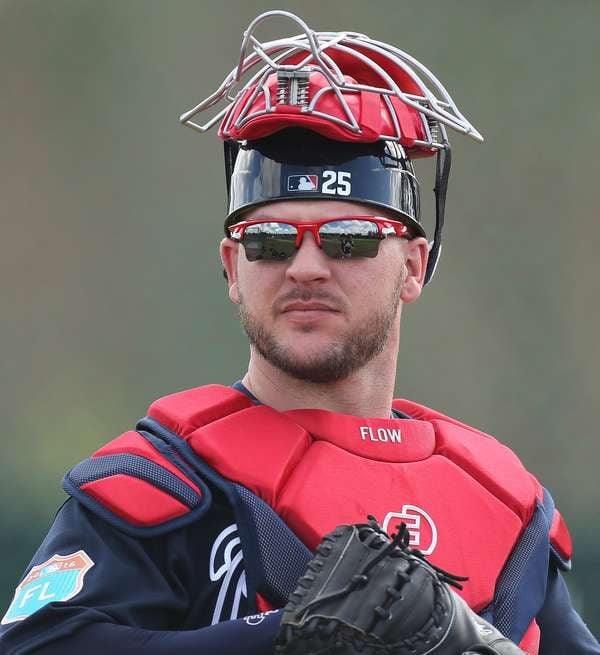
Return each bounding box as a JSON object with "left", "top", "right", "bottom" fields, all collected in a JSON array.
[{"left": 1, "top": 11, "right": 598, "bottom": 655}]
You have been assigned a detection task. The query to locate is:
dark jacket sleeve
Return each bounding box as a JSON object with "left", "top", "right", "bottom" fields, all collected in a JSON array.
[
  {"left": 538, "top": 565, "right": 599, "bottom": 654},
  {"left": 0, "top": 498, "right": 280, "bottom": 655},
  {"left": 9, "top": 612, "right": 283, "bottom": 655}
]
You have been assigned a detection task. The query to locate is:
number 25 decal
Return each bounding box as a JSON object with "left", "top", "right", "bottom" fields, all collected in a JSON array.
[{"left": 322, "top": 170, "right": 352, "bottom": 196}]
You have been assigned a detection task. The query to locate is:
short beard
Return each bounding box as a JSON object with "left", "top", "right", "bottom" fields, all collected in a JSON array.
[{"left": 238, "top": 276, "right": 403, "bottom": 384}]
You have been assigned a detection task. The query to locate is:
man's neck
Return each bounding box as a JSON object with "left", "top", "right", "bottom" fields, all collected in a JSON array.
[{"left": 241, "top": 349, "right": 398, "bottom": 418}]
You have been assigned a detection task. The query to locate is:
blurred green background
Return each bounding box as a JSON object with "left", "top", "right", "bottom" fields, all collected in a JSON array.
[{"left": 1, "top": 0, "right": 598, "bottom": 635}]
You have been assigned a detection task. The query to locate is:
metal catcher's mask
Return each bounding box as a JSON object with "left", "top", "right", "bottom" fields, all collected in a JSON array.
[{"left": 180, "top": 10, "right": 483, "bottom": 284}]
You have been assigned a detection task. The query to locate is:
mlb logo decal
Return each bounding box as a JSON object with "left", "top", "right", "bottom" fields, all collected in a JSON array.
[
  {"left": 287, "top": 174, "right": 318, "bottom": 191},
  {"left": 2, "top": 550, "right": 94, "bottom": 624}
]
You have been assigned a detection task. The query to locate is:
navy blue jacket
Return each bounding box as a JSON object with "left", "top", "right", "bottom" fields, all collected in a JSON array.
[
  {"left": 2, "top": 485, "right": 598, "bottom": 654},
  {"left": 1, "top": 384, "right": 598, "bottom": 654}
]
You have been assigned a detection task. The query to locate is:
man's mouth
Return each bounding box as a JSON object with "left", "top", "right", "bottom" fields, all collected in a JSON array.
[{"left": 281, "top": 301, "right": 339, "bottom": 313}]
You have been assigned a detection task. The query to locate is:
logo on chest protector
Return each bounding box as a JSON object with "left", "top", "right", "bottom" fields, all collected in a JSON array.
[
  {"left": 382, "top": 505, "right": 438, "bottom": 555},
  {"left": 359, "top": 426, "right": 402, "bottom": 443}
]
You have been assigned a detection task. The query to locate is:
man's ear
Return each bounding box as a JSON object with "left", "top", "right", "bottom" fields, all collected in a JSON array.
[
  {"left": 400, "top": 237, "right": 429, "bottom": 304},
  {"left": 219, "top": 238, "right": 240, "bottom": 304}
]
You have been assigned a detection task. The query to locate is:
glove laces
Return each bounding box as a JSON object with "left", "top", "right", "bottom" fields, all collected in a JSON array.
[
  {"left": 294, "top": 516, "right": 467, "bottom": 621},
  {"left": 363, "top": 516, "right": 468, "bottom": 590}
]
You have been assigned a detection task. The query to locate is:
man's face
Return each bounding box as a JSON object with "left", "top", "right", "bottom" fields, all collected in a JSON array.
[{"left": 220, "top": 200, "right": 428, "bottom": 384}]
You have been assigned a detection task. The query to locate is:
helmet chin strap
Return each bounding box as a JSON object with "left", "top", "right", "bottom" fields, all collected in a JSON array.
[
  {"left": 224, "top": 140, "right": 239, "bottom": 208},
  {"left": 425, "top": 136, "right": 452, "bottom": 285}
]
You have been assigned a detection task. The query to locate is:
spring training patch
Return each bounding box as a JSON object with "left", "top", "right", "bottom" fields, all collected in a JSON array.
[{"left": 1, "top": 550, "right": 94, "bottom": 624}]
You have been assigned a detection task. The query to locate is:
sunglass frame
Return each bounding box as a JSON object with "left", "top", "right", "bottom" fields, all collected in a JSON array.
[{"left": 228, "top": 215, "right": 409, "bottom": 261}]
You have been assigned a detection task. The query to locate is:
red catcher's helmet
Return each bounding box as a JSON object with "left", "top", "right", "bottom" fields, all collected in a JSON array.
[{"left": 180, "top": 11, "right": 483, "bottom": 283}]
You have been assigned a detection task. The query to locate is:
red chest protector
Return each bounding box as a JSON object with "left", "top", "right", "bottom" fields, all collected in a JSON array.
[
  {"left": 64, "top": 384, "right": 573, "bottom": 654},
  {"left": 146, "top": 385, "right": 540, "bottom": 613}
]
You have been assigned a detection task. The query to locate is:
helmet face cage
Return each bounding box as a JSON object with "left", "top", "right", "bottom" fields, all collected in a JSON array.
[
  {"left": 180, "top": 10, "right": 482, "bottom": 284},
  {"left": 180, "top": 10, "right": 482, "bottom": 149}
]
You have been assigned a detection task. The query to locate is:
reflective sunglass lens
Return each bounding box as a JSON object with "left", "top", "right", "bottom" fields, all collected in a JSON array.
[
  {"left": 319, "top": 220, "right": 381, "bottom": 259},
  {"left": 242, "top": 222, "right": 298, "bottom": 261}
]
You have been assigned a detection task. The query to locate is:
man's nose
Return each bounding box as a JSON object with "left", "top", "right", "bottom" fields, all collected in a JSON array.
[{"left": 285, "top": 231, "right": 332, "bottom": 283}]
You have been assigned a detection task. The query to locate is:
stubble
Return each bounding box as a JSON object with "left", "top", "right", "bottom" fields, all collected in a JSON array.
[{"left": 238, "top": 274, "right": 403, "bottom": 384}]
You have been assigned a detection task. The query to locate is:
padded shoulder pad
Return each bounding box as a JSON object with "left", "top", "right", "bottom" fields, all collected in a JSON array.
[
  {"left": 394, "top": 398, "right": 543, "bottom": 523},
  {"left": 550, "top": 509, "right": 573, "bottom": 559},
  {"left": 62, "top": 430, "right": 212, "bottom": 537},
  {"left": 549, "top": 507, "right": 573, "bottom": 570},
  {"left": 148, "top": 384, "right": 253, "bottom": 438},
  {"left": 539, "top": 487, "right": 572, "bottom": 570}
]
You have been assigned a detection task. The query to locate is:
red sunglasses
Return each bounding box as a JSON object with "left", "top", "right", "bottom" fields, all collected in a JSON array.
[{"left": 228, "top": 216, "right": 409, "bottom": 261}]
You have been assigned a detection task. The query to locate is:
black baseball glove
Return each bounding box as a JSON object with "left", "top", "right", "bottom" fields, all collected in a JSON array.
[{"left": 275, "top": 517, "right": 526, "bottom": 655}]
